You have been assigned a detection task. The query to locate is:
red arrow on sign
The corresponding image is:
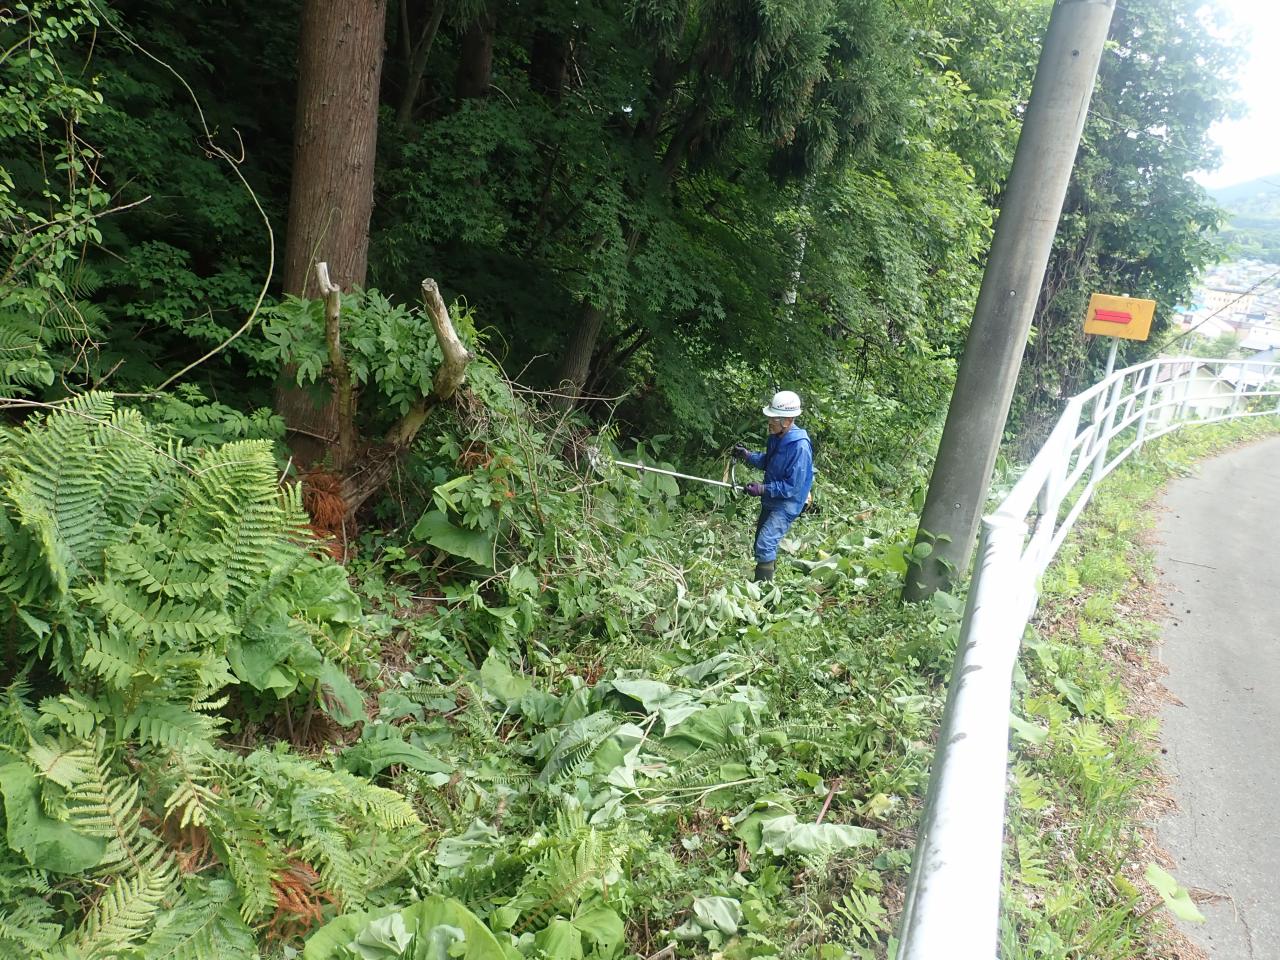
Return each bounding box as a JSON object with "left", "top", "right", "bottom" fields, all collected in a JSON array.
[{"left": 1094, "top": 309, "right": 1132, "bottom": 323}]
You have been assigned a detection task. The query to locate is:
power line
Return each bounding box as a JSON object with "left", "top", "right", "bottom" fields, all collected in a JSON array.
[{"left": 1153, "top": 266, "right": 1280, "bottom": 354}]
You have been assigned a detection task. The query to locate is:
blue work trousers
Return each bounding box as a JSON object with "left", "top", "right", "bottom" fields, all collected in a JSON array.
[{"left": 754, "top": 507, "right": 799, "bottom": 563}]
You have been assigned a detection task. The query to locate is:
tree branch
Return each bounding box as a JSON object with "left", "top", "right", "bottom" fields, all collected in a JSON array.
[
  {"left": 316, "top": 261, "right": 358, "bottom": 471},
  {"left": 341, "top": 277, "right": 474, "bottom": 518}
]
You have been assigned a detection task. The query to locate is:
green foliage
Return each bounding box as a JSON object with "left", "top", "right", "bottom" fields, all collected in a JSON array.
[
  {"left": 0, "top": 396, "right": 429, "bottom": 955},
  {"left": 0, "top": 393, "right": 359, "bottom": 729},
  {"left": 0, "top": 0, "right": 1251, "bottom": 955},
  {"left": 1208, "top": 175, "right": 1280, "bottom": 263},
  {"left": 0, "top": 1, "right": 108, "bottom": 395}
]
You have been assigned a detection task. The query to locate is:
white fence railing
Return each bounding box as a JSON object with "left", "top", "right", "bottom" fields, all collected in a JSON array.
[{"left": 896, "top": 356, "right": 1280, "bottom": 959}]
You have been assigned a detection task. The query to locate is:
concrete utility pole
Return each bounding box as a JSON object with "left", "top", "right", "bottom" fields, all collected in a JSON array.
[{"left": 904, "top": 0, "right": 1116, "bottom": 602}]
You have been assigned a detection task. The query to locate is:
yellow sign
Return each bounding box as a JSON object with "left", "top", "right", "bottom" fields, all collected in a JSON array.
[{"left": 1083, "top": 293, "right": 1156, "bottom": 341}]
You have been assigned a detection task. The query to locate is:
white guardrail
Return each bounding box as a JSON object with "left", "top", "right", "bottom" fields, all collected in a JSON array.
[{"left": 896, "top": 355, "right": 1280, "bottom": 959}]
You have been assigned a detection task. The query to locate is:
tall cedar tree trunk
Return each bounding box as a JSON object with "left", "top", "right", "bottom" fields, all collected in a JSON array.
[
  {"left": 277, "top": 0, "right": 387, "bottom": 465},
  {"left": 455, "top": 13, "right": 495, "bottom": 99}
]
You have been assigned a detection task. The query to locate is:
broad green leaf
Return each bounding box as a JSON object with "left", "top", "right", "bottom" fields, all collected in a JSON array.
[
  {"left": 0, "top": 761, "right": 105, "bottom": 874},
  {"left": 733, "top": 795, "right": 796, "bottom": 855},
  {"left": 692, "top": 896, "right": 742, "bottom": 935},
  {"left": 1145, "top": 863, "right": 1205, "bottom": 923},
  {"left": 302, "top": 895, "right": 513, "bottom": 960},
  {"left": 346, "top": 913, "right": 413, "bottom": 959},
  {"left": 317, "top": 660, "right": 367, "bottom": 726},
  {"left": 338, "top": 736, "right": 453, "bottom": 778},
  {"left": 572, "top": 905, "right": 624, "bottom": 956},
  {"left": 609, "top": 679, "right": 672, "bottom": 712},
  {"left": 1009, "top": 713, "right": 1048, "bottom": 746},
  {"left": 1053, "top": 677, "right": 1088, "bottom": 716},
  {"left": 435, "top": 820, "right": 501, "bottom": 869},
  {"left": 536, "top": 919, "right": 583, "bottom": 960},
  {"left": 759, "top": 814, "right": 877, "bottom": 856},
  {"left": 412, "top": 509, "right": 494, "bottom": 568},
  {"left": 480, "top": 652, "right": 532, "bottom": 706}
]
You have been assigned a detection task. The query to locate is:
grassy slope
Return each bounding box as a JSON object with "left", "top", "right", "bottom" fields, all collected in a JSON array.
[
  {"left": 998, "top": 416, "right": 1280, "bottom": 960},
  {"left": 308, "top": 366, "right": 1279, "bottom": 960}
]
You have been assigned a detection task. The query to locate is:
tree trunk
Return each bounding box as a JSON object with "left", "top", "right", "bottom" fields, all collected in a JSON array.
[
  {"left": 529, "top": 26, "right": 569, "bottom": 100},
  {"left": 455, "top": 12, "right": 495, "bottom": 100},
  {"left": 278, "top": 0, "right": 387, "bottom": 458},
  {"left": 395, "top": 0, "right": 445, "bottom": 127},
  {"left": 283, "top": 0, "right": 386, "bottom": 295},
  {"left": 556, "top": 303, "right": 606, "bottom": 403}
]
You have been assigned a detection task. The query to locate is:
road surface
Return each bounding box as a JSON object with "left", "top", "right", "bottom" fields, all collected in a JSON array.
[{"left": 1156, "top": 433, "right": 1280, "bottom": 959}]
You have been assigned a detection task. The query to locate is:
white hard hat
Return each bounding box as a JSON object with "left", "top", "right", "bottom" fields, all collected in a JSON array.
[{"left": 763, "top": 390, "right": 802, "bottom": 418}]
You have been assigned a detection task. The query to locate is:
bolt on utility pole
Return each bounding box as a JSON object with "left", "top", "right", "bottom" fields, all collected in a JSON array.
[{"left": 904, "top": 0, "right": 1116, "bottom": 603}]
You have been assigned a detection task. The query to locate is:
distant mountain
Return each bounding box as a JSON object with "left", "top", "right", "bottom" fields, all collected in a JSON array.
[
  {"left": 1208, "top": 176, "right": 1280, "bottom": 264},
  {"left": 1208, "top": 174, "right": 1280, "bottom": 207}
]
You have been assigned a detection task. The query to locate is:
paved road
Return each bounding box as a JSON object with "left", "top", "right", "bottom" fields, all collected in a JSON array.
[{"left": 1156, "top": 434, "right": 1280, "bottom": 959}]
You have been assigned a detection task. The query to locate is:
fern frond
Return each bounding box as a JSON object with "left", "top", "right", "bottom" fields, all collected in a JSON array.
[
  {"left": 27, "top": 737, "right": 95, "bottom": 789},
  {"left": 107, "top": 531, "right": 217, "bottom": 602},
  {"left": 204, "top": 798, "right": 280, "bottom": 922},
  {"left": 181, "top": 441, "right": 303, "bottom": 609},
  {"left": 4, "top": 394, "right": 113, "bottom": 592},
  {"left": 0, "top": 321, "right": 55, "bottom": 394},
  {"left": 39, "top": 692, "right": 109, "bottom": 740},
  {"left": 136, "top": 878, "right": 259, "bottom": 960},
  {"left": 78, "top": 581, "right": 234, "bottom": 646},
  {"left": 5, "top": 394, "right": 153, "bottom": 588},
  {"left": 124, "top": 701, "right": 223, "bottom": 750},
  {"left": 0, "top": 679, "right": 41, "bottom": 752},
  {"left": 81, "top": 625, "right": 140, "bottom": 690},
  {"left": 0, "top": 895, "right": 61, "bottom": 951},
  {"left": 513, "top": 820, "right": 630, "bottom": 933},
  {"left": 74, "top": 861, "right": 176, "bottom": 959},
  {"left": 538, "top": 713, "right": 620, "bottom": 784},
  {"left": 64, "top": 738, "right": 160, "bottom": 873}
]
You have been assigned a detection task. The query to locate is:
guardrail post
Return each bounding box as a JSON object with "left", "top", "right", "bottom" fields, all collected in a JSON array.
[
  {"left": 1135, "top": 360, "right": 1158, "bottom": 447},
  {"left": 1176, "top": 364, "right": 1193, "bottom": 422},
  {"left": 1230, "top": 362, "right": 1247, "bottom": 416}
]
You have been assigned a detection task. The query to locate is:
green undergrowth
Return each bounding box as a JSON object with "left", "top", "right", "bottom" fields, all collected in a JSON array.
[
  {"left": 7, "top": 371, "right": 1269, "bottom": 959},
  {"left": 0, "top": 381, "right": 960, "bottom": 960},
  {"left": 998, "top": 415, "right": 1280, "bottom": 959}
]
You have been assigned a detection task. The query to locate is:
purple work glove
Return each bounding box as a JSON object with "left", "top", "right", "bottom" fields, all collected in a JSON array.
[
  {"left": 744, "top": 482, "right": 764, "bottom": 497},
  {"left": 732, "top": 444, "right": 750, "bottom": 462}
]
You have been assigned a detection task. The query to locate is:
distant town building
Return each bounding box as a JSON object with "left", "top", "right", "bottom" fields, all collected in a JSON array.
[{"left": 1200, "top": 287, "right": 1257, "bottom": 318}]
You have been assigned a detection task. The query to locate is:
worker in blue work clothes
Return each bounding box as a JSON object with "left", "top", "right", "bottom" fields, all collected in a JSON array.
[{"left": 732, "top": 390, "right": 815, "bottom": 582}]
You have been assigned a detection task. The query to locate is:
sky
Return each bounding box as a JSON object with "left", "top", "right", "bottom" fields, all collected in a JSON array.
[{"left": 1195, "top": 0, "right": 1280, "bottom": 190}]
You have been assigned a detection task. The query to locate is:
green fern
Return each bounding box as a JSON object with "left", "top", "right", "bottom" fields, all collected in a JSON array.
[
  {"left": 510, "top": 809, "right": 634, "bottom": 934},
  {"left": 538, "top": 713, "right": 621, "bottom": 784},
  {"left": 829, "top": 887, "right": 889, "bottom": 944},
  {"left": 136, "top": 878, "right": 261, "bottom": 960},
  {"left": 74, "top": 861, "right": 177, "bottom": 959},
  {"left": 63, "top": 737, "right": 162, "bottom": 874},
  {"left": 203, "top": 797, "right": 280, "bottom": 922},
  {"left": 0, "top": 319, "right": 55, "bottom": 394},
  {"left": 0, "top": 396, "right": 438, "bottom": 947}
]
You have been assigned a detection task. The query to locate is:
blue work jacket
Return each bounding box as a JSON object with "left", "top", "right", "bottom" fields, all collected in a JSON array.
[{"left": 746, "top": 426, "right": 814, "bottom": 515}]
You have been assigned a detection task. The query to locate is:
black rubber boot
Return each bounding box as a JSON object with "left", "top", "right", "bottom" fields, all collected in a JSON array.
[{"left": 753, "top": 560, "right": 776, "bottom": 582}]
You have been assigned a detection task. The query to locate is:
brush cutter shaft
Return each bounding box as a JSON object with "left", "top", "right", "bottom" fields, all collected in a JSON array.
[{"left": 614, "top": 459, "right": 737, "bottom": 490}]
